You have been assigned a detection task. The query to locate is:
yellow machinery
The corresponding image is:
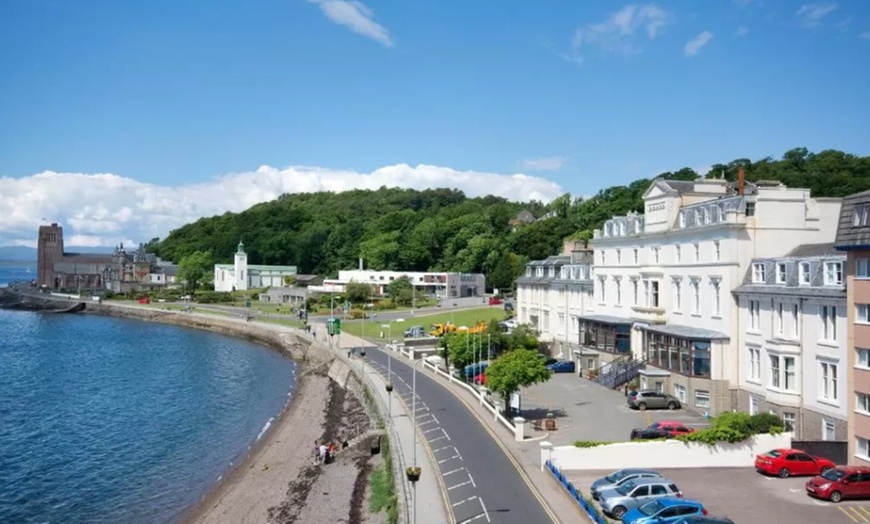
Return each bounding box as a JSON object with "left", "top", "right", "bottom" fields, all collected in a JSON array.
[{"left": 429, "top": 323, "right": 458, "bottom": 337}]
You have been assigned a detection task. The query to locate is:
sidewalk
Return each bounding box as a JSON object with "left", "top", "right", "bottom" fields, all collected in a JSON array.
[
  {"left": 333, "top": 327, "right": 586, "bottom": 524},
  {"left": 312, "top": 323, "right": 450, "bottom": 524}
]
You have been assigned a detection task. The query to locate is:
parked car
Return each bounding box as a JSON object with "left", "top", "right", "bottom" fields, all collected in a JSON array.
[
  {"left": 621, "top": 497, "right": 707, "bottom": 524},
  {"left": 630, "top": 421, "right": 695, "bottom": 440},
  {"left": 755, "top": 448, "right": 835, "bottom": 478},
  {"left": 403, "top": 325, "right": 425, "bottom": 338},
  {"left": 806, "top": 466, "right": 870, "bottom": 502},
  {"left": 598, "top": 478, "right": 682, "bottom": 519},
  {"left": 504, "top": 302, "right": 514, "bottom": 312},
  {"left": 463, "top": 361, "right": 490, "bottom": 378},
  {"left": 473, "top": 373, "right": 486, "bottom": 385},
  {"left": 538, "top": 355, "right": 558, "bottom": 367},
  {"left": 546, "top": 360, "right": 575, "bottom": 373},
  {"left": 628, "top": 390, "right": 682, "bottom": 411},
  {"left": 673, "top": 517, "right": 734, "bottom": 524},
  {"left": 590, "top": 469, "right": 663, "bottom": 500}
]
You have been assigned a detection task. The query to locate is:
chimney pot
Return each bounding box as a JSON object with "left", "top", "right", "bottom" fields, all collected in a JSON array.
[{"left": 737, "top": 166, "right": 746, "bottom": 196}]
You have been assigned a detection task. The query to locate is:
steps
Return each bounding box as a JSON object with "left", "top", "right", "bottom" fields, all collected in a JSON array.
[{"left": 595, "top": 357, "right": 645, "bottom": 389}]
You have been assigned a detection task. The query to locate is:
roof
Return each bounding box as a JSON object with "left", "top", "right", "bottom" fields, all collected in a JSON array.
[
  {"left": 578, "top": 314, "right": 633, "bottom": 325},
  {"left": 61, "top": 252, "right": 115, "bottom": 263},
  {"left": 294, "top": 274, "right": 321, "bottom": 282},
  {"left": 835, "top": 191, "right": 870, "bottom": 249},
  {"left": 785, "top": 243, "right": 839, "bottom": 258},
  {"left": 643, "top": 323, "right": 729, "bottom": 340},
  {"left": 215, "top": 264, "right": 297, "bottom": 272},
  {"left": 732, "top": 284, "right": 845, "bottom": 299}
]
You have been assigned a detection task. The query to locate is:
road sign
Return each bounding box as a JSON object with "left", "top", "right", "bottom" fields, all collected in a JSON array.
[{"left": 327, "top": 317, "right": 342, "bottom": 335}]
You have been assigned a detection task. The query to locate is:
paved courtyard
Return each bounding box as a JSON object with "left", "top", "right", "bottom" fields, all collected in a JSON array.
[
  {"left": 568, "top": 467, "right": 870, "bottom": 524},
  {"left": 517, "top": 374, "right": 709, "bottom": 444}
]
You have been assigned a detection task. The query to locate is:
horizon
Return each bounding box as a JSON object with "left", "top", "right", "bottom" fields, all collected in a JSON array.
[{"left": 1, "top": 1, "right": 868, "bottom": 247}]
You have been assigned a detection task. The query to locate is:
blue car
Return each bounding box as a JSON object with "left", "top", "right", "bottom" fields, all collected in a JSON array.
[
  {"left": 546, "top": 360, "right": 575, "bottom": 373},
  {"left": 622, "top": 497, "right": 707, "bottom": 524},
  {"left": 464, "top": 361, "right": 490, "bottom": 378}
]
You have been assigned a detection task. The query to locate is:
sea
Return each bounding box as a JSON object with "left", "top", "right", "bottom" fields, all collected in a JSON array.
[{"left": 0, "top": 260, "right": 297, "bottom": 523}]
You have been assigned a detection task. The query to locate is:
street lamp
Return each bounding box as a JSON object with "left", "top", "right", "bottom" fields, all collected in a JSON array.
[
  {"left": 381, "top": 322, "right": 394, "bottom": 417},
  {"left": 412, "top": 352, "right": 429, "bottom": 524}
]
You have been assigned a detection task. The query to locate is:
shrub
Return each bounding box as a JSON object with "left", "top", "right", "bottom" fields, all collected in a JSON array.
[
  {"left": 195, "top": 291, "right": 234, "bottom": 304},
  {"left": 748, "top": 412, "right": 785, "bottom": 434},
  {"left": 349, "top": 308, "right": 366, "bottom": 319},
  {"left": 677, "top": 411, "right": 785, "bottom": 445},
  {"left": 573, "top": 441, "right": 611, "bottom": 448}
]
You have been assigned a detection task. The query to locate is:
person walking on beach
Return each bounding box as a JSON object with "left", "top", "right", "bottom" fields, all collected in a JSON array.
[
  {"left": 318, "top": 442, "right": 328, "bottom": 464},
  {"left": 314, "top": 440, "right": 321, "bottom": 464}
]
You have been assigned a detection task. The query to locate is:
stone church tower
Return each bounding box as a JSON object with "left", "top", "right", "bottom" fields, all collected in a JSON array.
[
  {"left": 37, "top": 223, "right": 64, "bottom": 287},
  {"left": 233, "top": 240, "right": 248, "bottom": 291}
]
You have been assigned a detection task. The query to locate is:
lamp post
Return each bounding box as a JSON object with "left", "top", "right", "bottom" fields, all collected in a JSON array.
[
  {"left": 412, "top": 352, "right": 429, "bottom": 524},
  {"left": 381, "top": 322, "right": 394, "bottom": 417}
]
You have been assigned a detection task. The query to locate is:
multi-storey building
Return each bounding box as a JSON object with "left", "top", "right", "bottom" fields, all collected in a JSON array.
[
  {"left": 732, "top": 244, "right": 847, "bottom": 440},
  {"left": 515, "top": 242, "right": 594, "bottom": 359},
  {"left": 585, "top": 172, "right": 841, "bottom": 415},
  {"left": 834, "top": 190, "right": 870, "bottom": 465},
  {"left": 314, "top": 267, "right": 486, "bottom": 299}
]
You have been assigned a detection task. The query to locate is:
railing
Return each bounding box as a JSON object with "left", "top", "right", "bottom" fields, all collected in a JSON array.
[
  {"left": 544, "top": 460, "right": 607, "bottom": 524},
  {"left": 595, "top": 358, "right": 645, "bottom": 389}
]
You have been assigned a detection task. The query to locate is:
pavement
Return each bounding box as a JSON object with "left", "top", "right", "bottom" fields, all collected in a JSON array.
[
  {"left": 568, "top": 467, "right": 870, "bottom": 524},
  {"left": 518, "top": 374, "right": 710, "bottom": 445},
  {"left": 329, "top": 328, "right": 564, "bottom": 524}
]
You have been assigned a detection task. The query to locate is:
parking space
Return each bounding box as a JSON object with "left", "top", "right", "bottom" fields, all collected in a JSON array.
[
  {"left": 568, "top": 467, "right": 870, "bottom": 524},
  {"left": 518, "top": 374, "right": 709, "bottom": 444}
]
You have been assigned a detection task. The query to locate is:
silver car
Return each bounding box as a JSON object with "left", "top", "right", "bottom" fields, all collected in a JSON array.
[
  {"left": 590, "top": 469, "right": 662, "bottom": 500},
  {"left": 598, "top": 478, "right": 682, "bottom": 519}
]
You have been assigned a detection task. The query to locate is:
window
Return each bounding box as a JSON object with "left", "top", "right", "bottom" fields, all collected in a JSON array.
[
  {"left": 653, "top": 247, "right": 660, "bottom": 264},
  {"left": 679, "top": 212, "right": 686, "bottom": 228},
  {"left": 855, "top": 204, "right": 870, "bottom": 226},
  {"left": 693, "top": 243, "right": 700, "bottom": 262},
  {"left": 702, "top": 208, "right": 709, "bottom": 224},
  {"left": 673, "top": 280, "right": 682, "bottom": 311},
  {"left": 752, "top": 263, "right": 766, "bottom": 283},
  {"left": 792, "top": 304, "right": 800, "bottom": 338},
  {"left": 859, "top": 304, "right": 870, "bottom": 324},
  {"left": 632, "top": 279, "right": 639, "bottom": 305},
  {"left": 674, "top": 384, "right": 686, "bottom": 402},
  {"left": 820, "top": 361, "right": 838, "bottom": 402},
  {"left": 711, "top": 279, "right": 721, "bottom": 316},
  {"left": 823, "top": 419, "right": 836, "bottom": 441},
  {"left": 775, "top": 302, "right": 784, "bottom": 335},
  {"left": 633, "top": 248, "right": 639, "bottom": 265},
  {"left": 784, "top": 357, "right": 796, "bottom": 391},
  {"left": 799, "top": 262, "right": 811, "bottom": 285},
  {"left": 782, "top": 412, "right": 796, "bottom": 431},
  {"left": 616, "top": 279, "right": 622, "bottom": 305},
  {"left": 748, "top": 347, "right": 761, "bottom": 381},
  {"left": 716, "top": 205, "right": 724, "bottom": 222},
  {"left": 676, "top": 245, "right": 682, "bottom": 263},
  {"left": 776, "top": 263, "right": 787, "bottom": 284},
  {"left": 616, "top": 249, "right": 622, "bottom": 264},
  {"left": 821, "top": 306, "right": 838, "bottom": 341},
  {"left": 770, "top": 355, "right": 781, "bottom": 388},
  {"left": 643, "top": 280, "right": 660, "bottom": 308},
  {"left": 857, "top": 392, "right": 870, "bottom": 414},
  {"left": 713, "top": 240, "right": 720, "bottom": 261},
  {"left": 599, "top": 278, "right": 606, "bottom": 302},
  {"left": 749, "top": 300, "right": 760, "bottom": 330},
  {"left": 691, "top": 279, "right": 700, "bottom": 314},
  {"left": 859, "top": 259, "right": 870, "bottom": 279},
  {"left": 825, "top": 262, "right": 843, "bottom": 285},
  {"left": 858, "top": 348, "right": 870, "bottom": 369},
  {"left": 599, "top": 251, "right": 605, "bottom": 265},
  {"left": 745, "top": 201, "right": 756, "bottom": 216},
  {"left": 749, "top": 395, "right": 759, "bottom": 415},
  {"left": 695, "top": 390, "right": 710, "bottom": 408},
  {"left": 859, "top": 437, "right": 870, "bottom": 460}
]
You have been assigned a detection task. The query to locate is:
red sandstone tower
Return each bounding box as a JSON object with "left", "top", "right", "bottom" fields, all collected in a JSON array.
[{"left": 37, "top": 223, "right": 64, "bottom": 288}]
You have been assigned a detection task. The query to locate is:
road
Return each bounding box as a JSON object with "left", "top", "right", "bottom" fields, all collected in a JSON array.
[{"left": 358, "top": 344, "right": 555, "bottom": 524}]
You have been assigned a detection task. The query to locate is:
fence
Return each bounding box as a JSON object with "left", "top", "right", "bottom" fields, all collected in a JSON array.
[
  {"left": 544, "top": 460, "right": 607, "bottom": 524},
  {"left": 792, "top": 440, "right": 848, "bottom": 465}
]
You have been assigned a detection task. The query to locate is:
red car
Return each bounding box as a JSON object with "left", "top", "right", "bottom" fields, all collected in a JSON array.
[
  {"left": 474, "top": 373, "right": 486, "bottom": 385},
  {"left": 755, "top": 448, "right": 835, "bottom": 478},
  {"left": 806, "top": 466, "right": 870, "bottom": 502}
]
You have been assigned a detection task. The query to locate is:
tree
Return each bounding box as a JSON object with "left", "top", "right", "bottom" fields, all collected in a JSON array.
[
  {"left": 178, "top": 251, "right": 214, "bottom": 296},
  {"left": 283, "top": 275, "right": 296, "bottom": 286},
  {"left": 485, "top": 349, "right": 551, "bottom": 417},
  {"left": 386, "top": 275, "right": 414, "bottom": 306},
  {"left": 345, "top": 281, "right": 373, "bottom": 304},
  {"left": 506, "top": 324, "right": 541, "bottom": 351}
]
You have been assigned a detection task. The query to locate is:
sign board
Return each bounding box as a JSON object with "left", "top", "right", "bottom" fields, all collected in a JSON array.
[
  {"left": 510, "top": 392, "right": 521, "bottom": 412},
  {"left": 327, "top": 317, "right": 342, "bottom": 335}
]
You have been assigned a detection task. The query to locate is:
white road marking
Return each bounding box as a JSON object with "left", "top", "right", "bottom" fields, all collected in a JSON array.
[
  {"left": 429, "top": 435, "right": 448, "bottom": 443},
  {"left": 442, "top": 467, "right": 465, "bottom": 476},
  {"left": 467, "top": 472, "right": 477, "bottom": 488},
  {"left": 452, "top": 496, "right": 478, "bottom": 507},
  {"left": 790, "top": 488, "right": 801, "bottom": 493},
  {"left": 423, "top": 427, "right": 442, "bottom": 434},
  {"left": 433, "top": 446, "right": 453, "bottom": 453},
  {"left": 438, "top": 455, "right": 461, "bottom": 464},
  {"left": 448, "top": 480, "right": 474, "bottom": 491},
  {"left": 430, "top": 414, "right": 440, "bottom": 425},
  {"left": 479, "top": 498, "right": 491, "bottom": 522},
  {"left": 458, "top": 513, "right": 488, "bottom": 524},
  {"left": 418, "top": 419, "right": 436, "bottom": 426}
]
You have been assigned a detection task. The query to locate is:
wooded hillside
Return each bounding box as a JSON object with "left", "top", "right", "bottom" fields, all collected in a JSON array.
[{"left": 148, "top": 148, "right": 870, "bottom": 292}]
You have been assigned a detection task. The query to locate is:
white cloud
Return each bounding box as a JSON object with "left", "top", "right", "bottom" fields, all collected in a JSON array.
[
  {"left": 307, "top": 0, "right": 393, "bottom": 47},
  {"left": 0, "top": 164, "right": 564, "bottom": 247},
  {"left": 570, "top": 4, "right": 669, "bottom": 63},
  {"left": 684, "top": 30, "right": 714, "bottom": 56},
  {"left": 797, "top": 3, "right": 838, "bottom": 28},
  {"left": 520, "top": 157, "right": 566, "bottom": 171},
  {"left": 736, "top": 26, "right": 750, "bottom": 36}
]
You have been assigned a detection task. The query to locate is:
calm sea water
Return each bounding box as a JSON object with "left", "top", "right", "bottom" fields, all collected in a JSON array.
[{"left": 0, "top": 260, "right": 297, "bottom": 523}]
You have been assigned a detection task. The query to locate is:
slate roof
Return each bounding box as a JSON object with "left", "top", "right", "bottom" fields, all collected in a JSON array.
[
  {"left": 643, "top": 323, "right": 729, "bottom": 340},
  {"left": 835, "top": 191, "right": 870, "bottom": 249},
  {"left": 578, "top": 314, "right": 633, "bottom": 325},
  {"left": 785, "top": 243, "right": 839, "bottom": 258},
  {"left": 732, "top": 242, "right": 845, "bottom": 297},
  {"left": 732, "top": 284, "right": 844, "bottom": 299}
]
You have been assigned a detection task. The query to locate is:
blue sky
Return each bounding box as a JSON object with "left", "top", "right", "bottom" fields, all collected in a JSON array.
[{"left": 0, "top": 1, "right": 869, "bottom": 246}]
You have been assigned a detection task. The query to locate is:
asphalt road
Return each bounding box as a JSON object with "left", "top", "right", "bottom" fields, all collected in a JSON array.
[{"left": 359, "top": 344, "right": 555, "bottom": 524}]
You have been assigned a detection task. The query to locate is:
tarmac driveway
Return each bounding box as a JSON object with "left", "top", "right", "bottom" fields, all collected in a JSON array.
[{"left": 518, "top": 374, "right": 709, "bottom": 444}]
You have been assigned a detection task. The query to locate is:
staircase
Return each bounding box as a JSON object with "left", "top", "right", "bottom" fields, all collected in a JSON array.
[{"left": 595, "top": 357, "right": 645, "bottom": 389}]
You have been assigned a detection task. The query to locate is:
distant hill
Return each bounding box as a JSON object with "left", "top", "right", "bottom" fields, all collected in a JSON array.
[{"left": 0, "top": 245, "right": 114, "bottom": 261}]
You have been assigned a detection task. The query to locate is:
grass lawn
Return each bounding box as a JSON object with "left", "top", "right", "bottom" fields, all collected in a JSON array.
[
  {"left": 257, "top": 316, "right": 304, "bottom": 329},
  {"left": 340, "top": 306, "right": 507, "bottom": 341}
]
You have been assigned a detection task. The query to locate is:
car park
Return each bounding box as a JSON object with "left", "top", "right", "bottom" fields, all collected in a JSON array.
[
  {"left": 598, "top": 478, "right": 682, "bottom": 519},
  {"left": 621, "top": 497, "right": 707, "bottom": 524},
  {"left": 754, "top": 448, "right": 835, "bottom": 478},
  {"left": 628, "top": 390, "right": 682, "bottom": 411},
  {"left": 805, "top": 466, "right": 870, "bottom": 502},
  {"left": 591, "top": 469, "right": 663, "bottom": 500},
  {"left": 546, "top": 360, "right": 575, "bottom": 373},
  {"left": 630, "top": 421, "right": 695, "bottom": 440}
]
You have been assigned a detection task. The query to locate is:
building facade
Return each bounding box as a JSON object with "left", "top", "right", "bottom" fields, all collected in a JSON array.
[
  {"left": 585, "top": 174, "right": 841, "bottom": 415},
  {"left": 834, "top": 190, "right": 870, "bottom": 465},
  {"left": 315, "top": 269, "right": 486, "bottom": 299},
  {"left": 213, "top": 241, "right": 297, "bottom": 292},
  {"left": 732, "top": 244, "right": 847, "bottom": 441},
  {"left": 515, "top": 245, "right": 594, "bottom": 359}
]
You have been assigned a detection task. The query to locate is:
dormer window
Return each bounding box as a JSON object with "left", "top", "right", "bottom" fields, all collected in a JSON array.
[
  {"left": 855, "top": 204, "right": 870, "bottom": 227},
  {"left": 716, "top": 205, "right": 724, "bottom": 222},
  {"left": 549, "top": 267, "right": 555, "bottom": 277},
  {"left": 752, "top": 263, "right": 766, "bottom": 283},
  {"left": 619, "top": 222, "right": 626, "bottom": 235},
  {"left": 776, "top": 263, "right": 787, "bottom": 284},
  {"left": 635, "top": 218, "right": 643, "bottom": 233},
  {"left": 679, "top": 212, "right": 686, "bottom": 228},
  {"left": 702, "top": 208, "right": 709, "bottom": 224},
  {"left": 526, "top": 267, "right": 532, "bottom": 277},
  {"left": 799, "top": 262, "right": 810, "bottom": 285},
  {"left": 694, "top": 209, "right": 701, "bottom": 225},
  {"left": 536, "top": 267, "right": 543, "bottom": 277},
  {"left": 825, "top": 261, "right": 843, "bottom": 285}
]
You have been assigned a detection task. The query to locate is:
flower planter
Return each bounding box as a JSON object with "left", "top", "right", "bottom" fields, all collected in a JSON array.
[
  {"left": 406, "top": 467, "right": 421, "bottom": 482},
  {"left": 386, "top": 383, "right": 394, "bottom": 393}
]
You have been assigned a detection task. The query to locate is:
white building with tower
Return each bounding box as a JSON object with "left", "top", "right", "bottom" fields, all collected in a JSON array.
[{"left": 213, "top": 241, "right": 298, "bottom": 292}]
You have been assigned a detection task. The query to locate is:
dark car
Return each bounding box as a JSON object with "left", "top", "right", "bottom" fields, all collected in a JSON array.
[
  {"left": 630, "top": 427, "right": 669, "bottom": 440},
  {"left": 673, "top": 516, "right": 734, "bottom": 524},
  {"left": 630, "top": 421, "right": 695, "bottom": 440},
  {"left": 504, "top": 302, "right": 514, "bottom": 312},
  {"left": 806, "top": 466, "right": 870, "bottom": 502},
  {"left": 546, "top": 360, "right": 575, "bottom": 373},
  {"left": 628, "top": 390, "right": 682, "bottom": 410}
]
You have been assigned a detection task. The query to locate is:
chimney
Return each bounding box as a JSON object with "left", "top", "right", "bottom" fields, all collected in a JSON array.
[
  {"left": 737, "top": 166, "right": 745, "bottom": 196},
  {"left": 359, "top": 257, "right": 364, "bottom": 270}
]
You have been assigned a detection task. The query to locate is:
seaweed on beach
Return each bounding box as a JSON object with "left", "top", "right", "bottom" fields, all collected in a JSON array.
[{"left": 348, "top": 456, "right": 373, "bottom": 524}]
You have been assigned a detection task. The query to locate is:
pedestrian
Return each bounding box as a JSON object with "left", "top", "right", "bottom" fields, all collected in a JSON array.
[
  {"left": 319, "top": 442, "right": 328, "bottom": 464},
  {"left": 313, "top": 440, "right": 321, "bottom": 464}
]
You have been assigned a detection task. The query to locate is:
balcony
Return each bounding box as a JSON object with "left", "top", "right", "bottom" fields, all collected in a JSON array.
[{"left": 632, "top": 304, "right": 667, "bottom": 323}]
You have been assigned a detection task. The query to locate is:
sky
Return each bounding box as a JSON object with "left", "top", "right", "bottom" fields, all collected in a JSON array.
[{"left": 1, "top": 0, "right": 869, "bottom": 247}]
